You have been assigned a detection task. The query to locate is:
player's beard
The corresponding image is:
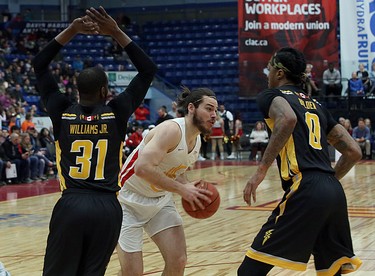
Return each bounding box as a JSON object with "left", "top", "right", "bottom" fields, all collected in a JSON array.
[{"left": 193, "top": 111, "right": 211, "bottom": 136}]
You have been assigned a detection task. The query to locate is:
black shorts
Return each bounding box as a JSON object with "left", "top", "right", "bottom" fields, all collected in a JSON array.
[
  {"left": 246, "top": 171, "right": 362, "bottom": 274},
  {"left": 43, "top": 189, "right": 122, "bottom": 276}
]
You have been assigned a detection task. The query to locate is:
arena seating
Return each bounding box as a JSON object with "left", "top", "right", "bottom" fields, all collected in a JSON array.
[
  {"left": 141, "top": 17, "right": 263, "bottom": 124},
  {"left": 4, "top": 17, "right": 262, "bottom": 124}
]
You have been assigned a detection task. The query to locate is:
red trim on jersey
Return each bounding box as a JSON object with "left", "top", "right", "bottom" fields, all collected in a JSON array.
[{"left": 120, "top": 150, "right": 139, "bottom": 187}]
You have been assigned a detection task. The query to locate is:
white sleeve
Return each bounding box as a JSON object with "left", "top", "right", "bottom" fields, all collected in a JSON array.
[{"left": 226, "top": 111, "right": 234, "bottom": 121}]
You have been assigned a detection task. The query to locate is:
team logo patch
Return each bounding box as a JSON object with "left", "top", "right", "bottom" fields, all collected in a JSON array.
[
  {"left": 262, "top": 229, "right": 274, "bottom": 245},
  {"left": 80, "top": 114, "right": 99, "bottom": 121},
  {"left": 299, "top": 92, "right": 307, "bottom": 99}
]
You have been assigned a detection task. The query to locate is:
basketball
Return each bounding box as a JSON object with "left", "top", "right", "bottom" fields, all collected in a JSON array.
[{"left": 182, "top": 181, "right": 220, "bottom": 219}]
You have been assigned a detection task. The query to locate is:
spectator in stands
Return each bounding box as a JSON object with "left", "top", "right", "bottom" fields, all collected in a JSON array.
[
  {"left": 0, "top": 141, "right": 12, "bottom": 186},
  {"left": 23, "top": 8, "right": 33, "bottom": 22},
  {"left": 305, "top": 63, "right": 319, "bottom": 97},
  {"left": 11, "top": 83, "right": 28, "bottom": 107},
  {"left": 218, "top": 103, "right": 234, "bottom": 156},
  {"left": 72, "top": 54, "right": 84, "bottom": 71},
  {"left": 249, "top": 121, "right": 269, "bottom": 161},
  {"left": 64, "top": 86, "right": 78, "bottom": 103},
  {"left": 352, "top": 118, "right": 371, "bottom": 159},
  {"left": 11, "top": 66, "right": 24, "bottom": 85},
  {"left": 39, "top": 127, "right": 56, "bottom": 162},
  {"left": 155, "top": 105, "right": 174, "bottom": 125},
  {"left": 10, "top": 125, "right": 21, "bottom": 135},
  {"left": 20, "top": 132, "right": 46, "bottom": 181},
  {"left": 7, "top": 113, "right": 19, "bottom": 133},
  {"left": 0, "top": 85, "right": 12, "bottom": 109},
  {"left": 168, "top": 101, "right": 177, "bottom": 118},
  {"left": 125, "top": 125, "right": 143, "bottom": 155},
  {"left": 27, "top": 126, "right": 54, "bottom": 176},
  {"left": 364, "top": 118, "right": 374, "bottom": 157},
  {"left": 344, "top": 119, "right": 353, "bottom": 136},
  {"left": 198, "top": 134, "right": 209, "bottom": 161},
  {"left": 338, "top": 116, "right": 346, "bottom": 127},
  {"left": 21, "top": 112, "right": 35, "bottom": 132},
  {"left": 210, "top": 111, "right": 225, "bottom": 160},
  {"left": 15, "top": 39, "right": 28, "bottom": 55},
  {"left": 348, "top": 71, "right": 364, "bottom": 109},
  {"left": 227, "top": 111, "right": 243, "bottom": 160},
  {"left": 364, "top": 118, "right": 373, "bottom": 136},
  {"left": 23, "top": 77, "right": 37, "bottom": 95},
  {"left": 3, "top": 65, "right": 15, "bottom": 85},
  {"left": 2, "top": 132, "right": 32, "bottom": 183},
  {"left": 0, "top": 105, "right": 6, "bottom": 130},
  {"left": 29, "top": 104, "right": 39, "bottom": 116},
  {"left": 0, "top": 131, "right": 11, "bottom": 185},
  {"left": 370, "top": 62, "right": 375, "bottom": 95},
  {"left": 141, "top": 124, "right": 155, "bottom": 139},
  {"left": 357, "top": 63, "right": 371, "bottom": 93},
  {"left": 134, "top": 101, "right": 150, "bottom": 127},
  {"left": 322, "top": 62, "right": 342, "bottom": 97},
  {"left": 17, "top": 106, "right": 26, "bottom": 122}
]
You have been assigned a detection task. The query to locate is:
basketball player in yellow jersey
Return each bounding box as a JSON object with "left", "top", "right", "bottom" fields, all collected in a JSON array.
[
  {"left": 118, "top": 87, "right": 217, "bottom": 276},
  {"left": 239, "top": 48, "right": 362, "bottom": 276},
  {"left": 33, "top": 7, "right": 157, "bottom": 275}
]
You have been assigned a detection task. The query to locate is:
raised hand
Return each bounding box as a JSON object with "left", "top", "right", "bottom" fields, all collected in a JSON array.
[
  {"left": 70, "top": 16, "right": 99, "bottom": 35},
  {"left": 85, "top": 6, "right": 119, "bottom": 36}
]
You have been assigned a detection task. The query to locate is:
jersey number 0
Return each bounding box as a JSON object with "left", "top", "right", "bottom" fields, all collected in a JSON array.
[{"left": 305, "top": 112, "right": 322, "bottom": 150}]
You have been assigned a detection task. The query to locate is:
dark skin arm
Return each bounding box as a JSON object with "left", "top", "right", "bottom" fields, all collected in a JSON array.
[
  {"left": 243, "top": 96, "right": 297, "bottom": 205},
  {"left": 327, "top": 124, "right": 362, "bottom": 180}
]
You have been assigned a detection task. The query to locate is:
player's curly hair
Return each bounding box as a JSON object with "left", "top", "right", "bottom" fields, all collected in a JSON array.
[
  {"left": 176, "top": 86, "right": 216, "bottom": 114},
  {"left": 271, "top": 47, "right": 310, "bottom": 93}
]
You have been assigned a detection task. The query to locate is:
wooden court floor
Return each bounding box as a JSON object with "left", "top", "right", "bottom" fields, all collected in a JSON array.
[{"left": 1, "top": 160, "right": 374, "bottom": 275}]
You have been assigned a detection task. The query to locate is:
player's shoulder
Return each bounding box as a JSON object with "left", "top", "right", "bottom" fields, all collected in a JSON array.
[{"left": 155, "top": 119, "right": 182, "bottom": 134}]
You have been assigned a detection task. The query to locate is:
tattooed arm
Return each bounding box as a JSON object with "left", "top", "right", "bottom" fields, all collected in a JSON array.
[
  {"left": 327, "top": 124, "right": 362, "bottom": 180},
  {"left": 243, "top": 96, "right": 296, "bottom": 205},
  {"left": 258, "top": 96, "right": 297, "bottom": 173}
]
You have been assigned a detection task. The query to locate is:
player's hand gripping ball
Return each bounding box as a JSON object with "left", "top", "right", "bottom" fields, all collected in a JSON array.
[{"left": 182, "top": 181, "right": 220, "bottom": 219}]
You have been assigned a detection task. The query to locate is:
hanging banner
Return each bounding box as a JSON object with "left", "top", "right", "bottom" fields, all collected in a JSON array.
[
  {"left": 340, "top": 0, "right": 375, "bottom": 93},
  {"left": 238, "top": 0, "right": 339, "bottom": 98}
]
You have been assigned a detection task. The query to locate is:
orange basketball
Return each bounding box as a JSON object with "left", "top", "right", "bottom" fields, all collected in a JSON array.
[{"left": 182, "top": 181, "right": 220, "bottom": 219}]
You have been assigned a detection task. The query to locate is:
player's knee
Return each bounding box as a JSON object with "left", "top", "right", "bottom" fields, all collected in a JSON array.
[{"left": 167, "top": 252, "right": 187, "bottom": 272}]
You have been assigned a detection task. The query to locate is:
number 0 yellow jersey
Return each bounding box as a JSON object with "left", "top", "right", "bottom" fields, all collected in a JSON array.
[{"left": 257, "top": 85, "right": 337, "bottom": 191}]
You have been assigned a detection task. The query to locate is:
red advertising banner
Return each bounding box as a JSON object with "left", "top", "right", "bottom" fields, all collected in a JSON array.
[{"left": 238, "top": 0, "right": 339, "bottom": 98}]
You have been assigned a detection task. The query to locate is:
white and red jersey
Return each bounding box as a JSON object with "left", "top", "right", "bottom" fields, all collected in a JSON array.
[{"left": 118, "top": 118, "right": 201, "bottom": 198}]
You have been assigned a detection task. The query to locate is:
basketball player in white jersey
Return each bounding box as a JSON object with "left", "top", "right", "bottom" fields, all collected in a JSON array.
[{"left": 117, "top": 87, "right": 218, "bottom": 276}]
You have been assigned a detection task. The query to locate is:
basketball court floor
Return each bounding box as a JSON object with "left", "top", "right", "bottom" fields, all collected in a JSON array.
[{"left": 1, "top": 159, "right": 374, "bottom": 275}]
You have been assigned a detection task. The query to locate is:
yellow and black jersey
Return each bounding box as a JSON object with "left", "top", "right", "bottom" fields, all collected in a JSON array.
[
  {"left": 54, "top": 104, "right": 125, "bottom": 192},
  {"left": 257, "top": 85, "right": 337, "bottom": 191},
  {"left": 34, "top": 39, "right": 157, "bottom": 193}
]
